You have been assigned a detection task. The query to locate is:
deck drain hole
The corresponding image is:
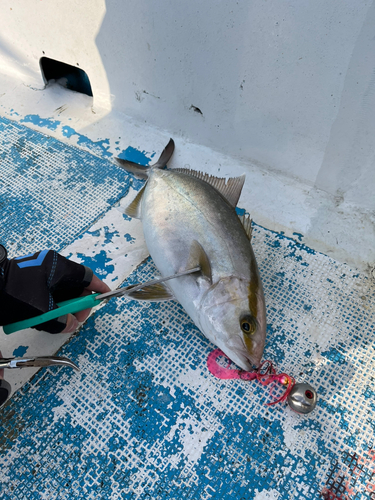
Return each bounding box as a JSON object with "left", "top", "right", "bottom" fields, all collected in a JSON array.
[{"left": 40, "top": 57, "right": 93, "bottom": 97}]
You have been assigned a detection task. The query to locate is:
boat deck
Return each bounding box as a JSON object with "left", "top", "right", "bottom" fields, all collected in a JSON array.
[{"left": 0, "top": 114, "right": 374, "bottom": 499}]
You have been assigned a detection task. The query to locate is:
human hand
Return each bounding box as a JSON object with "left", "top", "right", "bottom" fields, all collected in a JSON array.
[
  {"left": 61, "top": 273, "right": 111, "bottom": 333},
  {"left": 0, "top": 248, "right": 110, "bottom": 334}
]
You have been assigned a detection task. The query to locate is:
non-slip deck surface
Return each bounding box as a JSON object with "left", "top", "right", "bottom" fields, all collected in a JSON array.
[
  {"left": 0, "top": 116, "right": 133, "bottom": 255},
  {"left": 0, "top": 117, "right": 374, "bottom": 499}
]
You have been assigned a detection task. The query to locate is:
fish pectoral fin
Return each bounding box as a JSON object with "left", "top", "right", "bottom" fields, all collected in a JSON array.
[
  {"left": 238, "top": 213, "right": 253, "bottom": 241},
  {"left": 124, "top": 184, "right": 146, "bottom": 219},
  {"left": 127, "top": 282, "right": 175, "bottom": 301},
  {"left": 187, "top": 240, "right": 212, "bottom": 284},
  {"left": 172, "top": 168, "right": 245, "bottom": 207}
]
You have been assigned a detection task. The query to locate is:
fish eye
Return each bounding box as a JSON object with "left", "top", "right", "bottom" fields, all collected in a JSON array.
[{"left": 240, "top": 315, "right": 257, "bottom": 335}]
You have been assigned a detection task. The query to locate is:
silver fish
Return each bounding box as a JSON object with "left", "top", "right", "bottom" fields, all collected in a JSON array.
[{"left": 116, "top": 140, "right": 267, "bottom": 370}]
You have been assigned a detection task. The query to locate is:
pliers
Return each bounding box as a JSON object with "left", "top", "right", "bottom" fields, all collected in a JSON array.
[
  {"left": 0, "top": 266, "right": 200, "bottom": 407},
  {"left": 3, "top": 266, "right": 200, "bottom": 334},
  {"left": 0, "top": 355, "right": 79, "bottom": 371},
  {"left": 0, "top": 355, "right": 79, "bottom": 408}
]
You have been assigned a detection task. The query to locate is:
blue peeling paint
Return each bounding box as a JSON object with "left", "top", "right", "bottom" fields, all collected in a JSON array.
[
  {"left": 21, "top": 114, "right": 61, "bottom": 130},
  {"left": 86, "top": 229, "right": 101, "bottom": 238},
  {"left": 19, "top": 115, "right": 157, "bottom": 174},
  {"left": 103, "top": 228, "right": 120, "bottom": 244},
  {"left": 122, "top": 213, "right": 133, "bottom": 222},
  {"left": 235, "top": 207, "right": 246, "bottom": 216},
  {"left": 117, "top": 146, "right": 153, "bottom": 166},
  {"left": 75, "top": 250, "right": 115, "bottom": 278},
  {"left": 116, "top": 146, "right": 155, "bottom": 191},
  {"left": 270, "top": 239, "right": 281, "bottom": 248},
  {"left": 0, "top": 115, "right": 133, "bottom": 255},
  {"left": 12, "top": 346, "right": 28, "bottom": 357},
  {"left": 255, "top": 221, "right": 318, "bottom": 257},
  {"left": 321, "top": 345, "right": 347, "bottom": 365},
  {"left": 62, "top": 125, "right": 112, "bottom": 158},
  {"left": 123, "top": 233, "right": 135, "bottom": 243},
  {"left": 12, "top": 114, "right": 175, "bottom": 195},
  {"left": 293, "top": 231, "right": 304, "bottom": 242},
  {"left": 0, "top": 242, "right": 373, "bottom": 498}
]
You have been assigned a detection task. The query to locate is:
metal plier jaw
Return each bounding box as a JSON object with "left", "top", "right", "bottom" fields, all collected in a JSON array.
[{"left": 0, "top": 356, "right": 79, "bottom": 371}]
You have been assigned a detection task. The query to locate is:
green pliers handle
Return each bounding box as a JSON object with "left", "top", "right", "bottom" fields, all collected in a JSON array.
[{"left": 3, "top": 293, "right": 101, "bottom": 335}]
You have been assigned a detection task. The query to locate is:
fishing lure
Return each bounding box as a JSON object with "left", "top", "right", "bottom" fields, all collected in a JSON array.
[{"left": 207, "top": 349, "right": 317, "bottom": 413}]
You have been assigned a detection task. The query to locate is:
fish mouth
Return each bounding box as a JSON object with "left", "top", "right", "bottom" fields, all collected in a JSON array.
[
  {"left": 220, "top": 343, "right": 260, "bottom": 372},
  {"left": 239, "top": 336, "right": 263, "bottom": 370},
  {"left": 245, "top": 354, "right": 262, "bottom": 370},
  {"left": 241, "top": 353, "right": 262, "bottom": 371},
  {"left": 232, "top": 351, "right": 259, "bottom": 372},
  {"left": 242, "top": 342, "right": 262, "bottom": 370},
  {"left": 223, "top": 337, "right": 262, "bottom": 371}
]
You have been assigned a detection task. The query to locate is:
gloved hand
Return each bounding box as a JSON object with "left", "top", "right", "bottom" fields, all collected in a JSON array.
[{"left": 0, "top": 249, "right": 110, "bottom": 334}]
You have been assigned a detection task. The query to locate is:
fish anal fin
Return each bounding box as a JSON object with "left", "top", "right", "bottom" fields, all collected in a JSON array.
[
  {"left": 127, "top": 282, "right": 174, "bottom": 301},
  {"left": 124, "top": 185, "right": 146, "bottom": 219},
  {"left": 173, "top": 168, "right": 245, "bottom": 207},
  {"left": 187, "top": 240, "right": 212, "bottom": 284},
  {"left": 238, "top": 213, "right": 253, "bottom": 241}
]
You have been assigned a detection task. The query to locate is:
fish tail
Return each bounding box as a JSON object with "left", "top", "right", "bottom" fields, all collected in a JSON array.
[
  {"left": 115, "top": 158, "right": 149, "bottom": 179},
  {"left": 115, "top": 138, "right": 175, "bottom": 179},
  {"left": 150, "top": 138, "right": 175, "bottom": 169}
]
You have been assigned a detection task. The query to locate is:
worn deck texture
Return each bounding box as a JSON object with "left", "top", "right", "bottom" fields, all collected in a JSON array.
[{"left": 0, "top": 116, "right": 374, "bottom": 499}]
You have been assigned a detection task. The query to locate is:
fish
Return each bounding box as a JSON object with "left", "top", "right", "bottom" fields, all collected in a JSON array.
[{"left": 116, "top": 139, "right": 267, "bottom": 371}]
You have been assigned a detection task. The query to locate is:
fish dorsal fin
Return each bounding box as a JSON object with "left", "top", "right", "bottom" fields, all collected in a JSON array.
[
  {"left": 173, "top": 168, "right": 245, "bottom": 207},
  {"left": 238, "top": 213, "right": 253, "bottom": 241},
  {"left": 127, "top": 282, "right": 174, "bottom": 301},
  {"left": 124, "top": 184, "right": 146, "bottom": 219},
  {"left": 187, "top": 240, "right": 212, "bottom": 284}
]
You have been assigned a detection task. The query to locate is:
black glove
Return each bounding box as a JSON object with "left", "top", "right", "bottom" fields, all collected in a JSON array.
[
  {"left": 0, "top": 249, "right": 94, "bottom": 333},
  {"left": 0, "top": 379, "right": 10, "bottom": 407}
]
